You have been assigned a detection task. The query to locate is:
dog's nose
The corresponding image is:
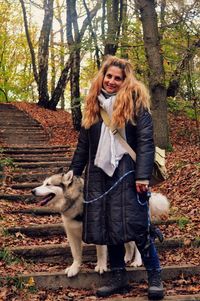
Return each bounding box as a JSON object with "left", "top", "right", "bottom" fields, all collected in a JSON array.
[{"left": 31, "top": 189, "right": 36, "bottom": 195}]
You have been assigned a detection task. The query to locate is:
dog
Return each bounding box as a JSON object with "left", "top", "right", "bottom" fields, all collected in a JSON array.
[
  {"left": 32, "top": 171, "right": 107, "bottom": 277},
  {"left": 32, "top": 171, "right": 169, "bottom": 276}
]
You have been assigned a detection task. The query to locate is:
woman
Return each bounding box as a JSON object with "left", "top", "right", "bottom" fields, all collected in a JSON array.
[{"left": 69, "top": 56, "right": 164, "bottom": 300}]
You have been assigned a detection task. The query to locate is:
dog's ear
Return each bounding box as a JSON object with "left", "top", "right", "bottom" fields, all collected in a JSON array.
[
  {"left": 57, "top": 167, "right": 64, "bottom": 174},
  {"left": 62, "top": 170, "right": 74, "bottom": 185}
]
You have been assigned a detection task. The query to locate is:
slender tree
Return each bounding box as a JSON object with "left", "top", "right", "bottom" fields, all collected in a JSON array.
[
  {"left": 37, "top": 0, "right": 54, "bottom": 107},
  {"left": 20, "top": 0, "right": 54, "bottom": 108},
  {"left": 55, "top": 0, "right": 66, "bottom": 109},
  {"left": 50, "top": 30, "right": 56, "bottom": 97},
  {"left": 167, "top": 38, "right": 200, "bottom": 97},
  {"left": 65, "top": 0, "right": 101, "bottom": 130},
  {"left": 104, "top": 0, "right": 123, "bottom": 56},
  {"left": 135, "top": 0, "right": 169, "bottom": 148}
]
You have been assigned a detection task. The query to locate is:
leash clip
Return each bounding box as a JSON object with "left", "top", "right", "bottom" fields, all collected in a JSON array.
[{"left": 112, "top": 129, "right": 118, "bottom": 135}]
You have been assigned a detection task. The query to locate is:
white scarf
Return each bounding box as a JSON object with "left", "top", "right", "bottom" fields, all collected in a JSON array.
[{"left": 94, "top": 92, "right": 127, "bottom": 176}]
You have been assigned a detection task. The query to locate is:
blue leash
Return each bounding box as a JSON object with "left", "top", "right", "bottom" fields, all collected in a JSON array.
[
  {"left": 84, "top": 169, "right": 151, "bottom": 227},
  {"left": 83, "top": 170, "right": 134, "bottom": 204},
  {"left": 136, "top": 191, "right": 152, "bottom": 227}
]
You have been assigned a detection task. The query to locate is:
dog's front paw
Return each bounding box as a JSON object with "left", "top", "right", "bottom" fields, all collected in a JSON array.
[
  {"left": 65, "top": 263, "right": 80, "bottom": 277},
  {"left": 95, "top": 263, "right": 107, "bottom": 274},
  {"left": 130, "top": 257, "right": 143, "bottom": 267},
  {"left": 124, "top": 241, "right": 135, "bottom": 263},
  {"left": 124, "top": 252, "right": 133, "bottom": 263}
]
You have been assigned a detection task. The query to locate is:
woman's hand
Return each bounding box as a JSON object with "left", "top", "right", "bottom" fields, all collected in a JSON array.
[{"left": 136, "top": 183, "right": 149, "bottom": 194}]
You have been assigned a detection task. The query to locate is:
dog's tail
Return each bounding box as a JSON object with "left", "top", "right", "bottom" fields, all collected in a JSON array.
[{"left": 149, "top": 192, "right": 169, "bottom": 220}]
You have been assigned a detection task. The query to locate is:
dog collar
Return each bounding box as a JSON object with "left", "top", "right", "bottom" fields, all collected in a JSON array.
[
  {"left": 61, "top": 198, "right": 75, "bottom": 214},
  {"left": 73, "top": 214, "right": 83, "bottom": 222}
]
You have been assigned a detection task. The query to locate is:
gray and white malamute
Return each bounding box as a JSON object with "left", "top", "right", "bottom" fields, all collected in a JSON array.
[{"left": 32, "top": 171, "right": 169, "bottom": 277}]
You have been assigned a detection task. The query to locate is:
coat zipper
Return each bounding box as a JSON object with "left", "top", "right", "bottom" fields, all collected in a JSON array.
[{"left": 84, "top": 131, "right": 91, "bottom": 242}]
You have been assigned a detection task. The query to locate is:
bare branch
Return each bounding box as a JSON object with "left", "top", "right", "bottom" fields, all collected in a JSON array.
[{"left": 19, "top": 0, "right": 39, "bottom": 84}]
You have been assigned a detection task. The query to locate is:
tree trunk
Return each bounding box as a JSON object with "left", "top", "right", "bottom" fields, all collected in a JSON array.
[
  {"left": 167, "top": 38, "right": 200, "bottom": 97},
  {"left": 50, "top": 31, "right": 56, "bottom": 97},
  {"left": 70, "top": 49, "right": 82, "bottom": 131},
  {"left": 55, "top": 0, "right": 65, "bottom": 109},
  {"left": 83, "top": 0, "right": 101, "bottom": 69},
  {"left": 104, "top": 0, "right": 123, "bottom": 56},
  {"left": 19, "top": 0, "right": 39, "bottom": 85},
  {"left": 37, "top": 0, "right": 54, "bottom": 108},
  {"left": 49, "top": 0, "right": 100, "bottom": 113},
  {"left": 48, "top": 58, "right": 70, "bottom": 110},
  {"left": 65, "top": 0, "right": 100, "bottom": 130},
  {"left": 121, "top": 0, "right": 128, "bottom": 59},
  {"left": 0, "top": 87, "right": 8, "bottom": 102},
  {"left": 136, "top": 0, "right": 169, "bottom": 148}
]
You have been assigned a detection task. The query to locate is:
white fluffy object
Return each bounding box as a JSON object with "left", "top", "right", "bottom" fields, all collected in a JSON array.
[{"left": 149, "top": 192, "right": 170, "bottom": 220}]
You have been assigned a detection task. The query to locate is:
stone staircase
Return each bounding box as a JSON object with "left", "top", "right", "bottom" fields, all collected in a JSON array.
[
  {"left": 0, "top": 103, "right": 200, "bottom": 300},
  {"left": 0, "top": 103, "right": 49, "bottom": 145}
]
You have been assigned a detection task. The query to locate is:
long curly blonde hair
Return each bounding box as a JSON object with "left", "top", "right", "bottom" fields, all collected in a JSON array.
[{"left": 82, "top": 55, "right": 151, "bottom": 129}]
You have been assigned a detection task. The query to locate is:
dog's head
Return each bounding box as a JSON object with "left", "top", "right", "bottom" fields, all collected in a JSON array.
[{"left": 32, "top": 171, "right": 84, "bottom": 212}]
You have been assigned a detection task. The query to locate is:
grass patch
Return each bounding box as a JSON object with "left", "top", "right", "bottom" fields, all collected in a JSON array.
[
  {"left": 194, "top": 237, "right": 200, "bottom": 247},
  {"left": 166, "top": 143, "right": 173, "bottom": 152},
  {"left": 178, "top": 217, "right": 189, "bottom": 230},
  {"left": 167, "top": 96, "right": 199, "bottom": 120},
  {"left": 0, "top": 275, "right": 37, "bottom": 293},
  {"left": 0, "top": 248, "right": 21, "bottom": 265}
]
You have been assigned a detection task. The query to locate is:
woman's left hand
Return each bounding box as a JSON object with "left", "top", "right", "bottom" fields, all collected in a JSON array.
[{"left": 136, "top": 183, "right": 149, "bottom": 194}]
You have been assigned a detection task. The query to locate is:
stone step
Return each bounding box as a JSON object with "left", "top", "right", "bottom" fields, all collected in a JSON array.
[
  {"left": 3, "top": 145, "right": 72, "bottom": 149},
  {"left": 0, "top": 103, "right": 50, "bottom": 146},
  {"left": 1, "top": 123, "right": 45, "bottom": 128},
  {"left": 9, "top": 240, "right": 200, "bottom": 263},
  {"left": 14, "top": 161, "right": 70, "bottom": 169},
  {"left": 1, "top": 134, "right": 48, "bottom": 140},
  {"left": 10, "top": 207, "right": 60, "bottom": 216},
  {"left": 1, "top": 126, "right": 47, "bottom": 135},
  {"left": 2, "top": 139, "right": 48, "bottom": 144},
  {"left": 3, "top": 146, "right": 71, "bottom": 153},
  {"left": 0, "top": 103, "right": 18, "bottom": 110},
  {"left": 11, "top": 172, "right": 60, "bottom": 183},
  {"left": 6, "top": 155, "right": 71, "bottom": 163},
  {"left": 4, "top": 153, "right": 71, "bottom": 158},
  {"left": 8, "top": 223, "right": 65, "bottom": 237},
  {"left": 104, "top": 295, "right": 200, "bottom": 301},
  {"left": 0, "top": 109, "right": 33, "bottom": 114},
  {"left": 3, "top": 265, "right": 200, "bottom": 290},
  {"left": 1, "top": 130, "right": 47, "bottom": 135},
  {"left": 0, "top": 194, "right": 33, "bottom": 202},
  {"left": 1, "top": 139, "right": 49, "bottom": 145},
  {"left": 0, "top": 119, "right": 40, "bottom": 125},
  {"left": 4, "top": 150, "right": 72, "bottom": 157},
  {"left": 0, "top": 110, "right": 39, "bottom": 118},
  {"left": 6, "top": 220, "right": 178, "bottom": 237},
  {"left": 0, "top": 110, "right": 34, "bottom": 114},
  {"left": 10, "top": 182, "right": 46, "bottom": 189},
  {"left": 0, "top": 110, "right": 38, "bottom": 116},
  {"left": 9, "top": 157, "right": 70, "bottom": 163}
]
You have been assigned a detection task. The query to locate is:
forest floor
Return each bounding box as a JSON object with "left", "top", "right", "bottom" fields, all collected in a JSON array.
[{"left": 0, "top": 102, "right": 200, "bottom": 300}]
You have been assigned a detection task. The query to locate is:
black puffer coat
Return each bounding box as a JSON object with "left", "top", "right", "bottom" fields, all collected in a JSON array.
[{"left": 70, "top": 108, "right": 155, "bottom": 245}]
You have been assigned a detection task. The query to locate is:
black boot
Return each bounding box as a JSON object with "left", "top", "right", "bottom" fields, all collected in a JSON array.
[
  {"left": 147, "top": 270, "right": 164, "bottom": 300},
  {"left": 96, "top": 268, "right": 130, "bottom": 297}
]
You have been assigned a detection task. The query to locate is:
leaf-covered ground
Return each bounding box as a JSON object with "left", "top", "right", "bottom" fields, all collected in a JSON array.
[{"left": 0, "top": 102, "right": 200, "bottom": 300}]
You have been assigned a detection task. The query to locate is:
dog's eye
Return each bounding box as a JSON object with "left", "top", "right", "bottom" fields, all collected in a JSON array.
[
  {"left": 46, "top": 183, "right": 51, "bottom": 186},
  {"left": 57, "top": 183, "right": 65, "bottom": 189},
  {"left": 68, "top": 181, "right": 73, "bottom": 187}
]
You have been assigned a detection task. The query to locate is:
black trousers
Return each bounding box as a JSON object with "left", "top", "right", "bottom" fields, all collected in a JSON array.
[
  {"left": 107, "top": 244, "right": 125, "bottom": 270},
  {"left": 107, "top": 241, "right": 161, "bottom": 271}
]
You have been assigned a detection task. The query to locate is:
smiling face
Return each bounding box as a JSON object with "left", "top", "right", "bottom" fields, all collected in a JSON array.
[{"left": 103, "top": 66, "right": 124, "bottom": 94}]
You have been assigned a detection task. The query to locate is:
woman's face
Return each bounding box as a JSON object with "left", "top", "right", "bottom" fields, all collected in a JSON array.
[{"left": 103, "top": 66, "right": 124, "bottom": 94}]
